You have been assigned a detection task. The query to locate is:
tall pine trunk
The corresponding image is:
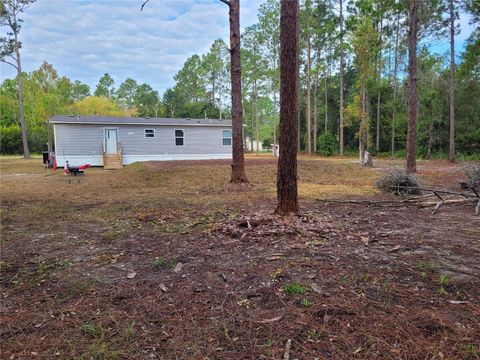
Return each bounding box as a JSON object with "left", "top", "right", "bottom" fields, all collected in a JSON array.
[
  {"left": 376, "top": 19, "right": 383, "bottom": 153},
  {"left": 250, "top": 89, "right": 254, "bottom": 151},
  {"left": 449, "top": 0, "right": 456, "bottom": 163},
  {"left": 255, "top": 83, "right": 259, "bottom": 152},
  {"left": 306, "top": 34, "right": 312, "bottom": 154},
  {"left": 324, "top": 73, "right": 328, "bottom": 133},
  {"left": 313, "top": 55, "right": 319, "bottom": 153},
  {"left": 223, "top": 0, "right": 248, "bottom": 182},
  {"left": 276, "top": 0, "right": 299, "bottom": 215},
  {"left": 406, "top": 0, "right": 418, "bottom": 173},
  {"left": 339, "top": 0, "right": 344, "bottom": 155},
  {"left": 273, "top": 86, "right": 277, "bottom": 157},
  {"left": 13, "top": 12, "right": 30, "bottom": 159},
  {"left": 391, "top": 11, "right": 400, "bottom": 158}
]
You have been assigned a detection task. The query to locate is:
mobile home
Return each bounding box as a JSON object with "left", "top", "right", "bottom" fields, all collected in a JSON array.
[{"left": 52, "top": 115, "right": 232, "bottom": 169}]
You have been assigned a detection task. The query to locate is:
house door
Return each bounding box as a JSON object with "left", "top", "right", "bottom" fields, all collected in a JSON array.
[{"left": 105, "top": 129, "right": 118, "bottom": 154}]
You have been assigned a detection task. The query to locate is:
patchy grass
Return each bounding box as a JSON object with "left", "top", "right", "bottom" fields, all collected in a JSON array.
[{"left": 283, "top": 283, "right": 307, "bottom": 295}]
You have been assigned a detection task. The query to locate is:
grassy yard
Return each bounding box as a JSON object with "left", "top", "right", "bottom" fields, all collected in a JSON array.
[{"left": 1, "top": 155, "right": 479, "bottom": 359}]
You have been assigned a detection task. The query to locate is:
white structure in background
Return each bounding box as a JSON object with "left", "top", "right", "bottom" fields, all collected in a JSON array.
[
  {"left": 272, "top": 144, "right": 279, "bottom": 157},
  {"left": 245, "top": 137, "right": 263, "bottom": 152}
]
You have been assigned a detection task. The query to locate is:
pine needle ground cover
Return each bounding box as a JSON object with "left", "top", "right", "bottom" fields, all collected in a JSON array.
[{"left": 1, "top": 155, "right": 479, "bottom": 359}]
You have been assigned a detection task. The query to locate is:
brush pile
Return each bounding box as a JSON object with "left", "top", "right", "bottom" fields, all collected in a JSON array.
[
  {"left": 375, "top": 168, "right": 421, "bottom": 195},
  {"left": 464, "top": 163, "right": 480, "bottom": 190}
]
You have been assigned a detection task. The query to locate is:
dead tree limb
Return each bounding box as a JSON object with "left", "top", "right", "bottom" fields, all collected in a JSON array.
[
  {"left": 140, "top": 0, "right": 150, "bottom": 11},
  {"left": 391, "top": 186, "right": 478, "bottom": 198}
]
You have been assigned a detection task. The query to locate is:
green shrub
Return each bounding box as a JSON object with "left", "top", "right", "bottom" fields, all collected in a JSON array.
[
  {"left": 283, "top": 283, "right": 307, "bottom": 295},
  {"left": 317, "top": 133, "right": 338, "bottom": 156}
]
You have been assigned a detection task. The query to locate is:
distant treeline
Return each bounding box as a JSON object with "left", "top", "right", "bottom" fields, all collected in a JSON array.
[{"left": 1, "top": 0, "right": 479, "bottom": 157}]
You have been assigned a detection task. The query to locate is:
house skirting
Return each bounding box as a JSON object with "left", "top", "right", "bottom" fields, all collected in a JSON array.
[{"left": 55, "top": 153, "right": 232, "bottom": 167}]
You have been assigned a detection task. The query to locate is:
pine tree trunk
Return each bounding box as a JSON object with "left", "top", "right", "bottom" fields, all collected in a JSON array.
[
  {"left": 225, "top": 0, "right": 248, "bottom": 182},
  {"left": 13, "top": 24, "right": 30, "bottom": 158},
  {"left": 313, "top": 62, "right": 318, "bottom": 153},
  {"left": 250, "top": 90, "right": 254, "bottom": 152},
  {"left": 427, "top": 120, "right": 433, "bottom": 158},
  {"left": 276, "top": 0, "right": 299, "bottom": 216},
  {"left": 306, "top": 34, "right": 312, "bottom": 154},
  {"left": 449, "top": 0, "right": 456, "bottom": 163},
  {"left": 392, "top": 11, "right": 400, "bottom": 158},
  {"left": 324, "top": 74, "right": 328, "bottom": 133},
  {"left": 406, "top": 0, "right": 418, "bottom": 173},
  {"left": 255, "top": 82, "right": 259, "bottom": 152},
  {"left": 376, "top": 19, "right": 383, "bottom": 153},
  {"left": 359, "top": 90, "right": 367, "bottom": 164},
  {"left": 273, "top": 87, "right": 277, "bottom": 157},
  {"left": 339, "top": 0, "right": 344, "bottom": 156}
]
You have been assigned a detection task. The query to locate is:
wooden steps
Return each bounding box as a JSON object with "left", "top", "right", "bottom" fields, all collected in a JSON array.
[{"left": 103, "top": 151, "right": 123, "bottom": 170}]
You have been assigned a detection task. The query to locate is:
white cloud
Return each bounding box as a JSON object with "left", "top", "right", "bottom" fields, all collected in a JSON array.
[{"left": 0, "top": 0, "right": 263, "bottom": 94}]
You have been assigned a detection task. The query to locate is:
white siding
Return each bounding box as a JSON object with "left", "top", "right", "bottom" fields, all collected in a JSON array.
[{"left": 54, "top": 123, "right": 232, "bottom": 166}]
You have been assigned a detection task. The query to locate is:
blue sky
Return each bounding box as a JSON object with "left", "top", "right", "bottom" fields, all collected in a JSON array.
[{"left": 0, "top": 0, "right": 476, "bottom": 96}]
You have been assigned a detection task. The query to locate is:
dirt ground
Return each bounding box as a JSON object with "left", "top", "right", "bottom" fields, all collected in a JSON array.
[{"left": 1, "top": 155, "right": 479, "bottom": 359}]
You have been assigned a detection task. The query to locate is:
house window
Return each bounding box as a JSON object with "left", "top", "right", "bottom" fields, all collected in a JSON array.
[
  {"left": 175, "top": 129, "right": 184, "bottom": 146},
  {"left": 222, "top": 129, "right": 232, "bottom": 146},
  {"left": 145, "top": 129, "right": 155, "bottom": 138}
]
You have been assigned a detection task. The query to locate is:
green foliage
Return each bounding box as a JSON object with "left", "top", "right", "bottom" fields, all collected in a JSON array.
[
  {"left": 0, "top": 125, "right": 22, "bottom": 153},
  {"left": 301, "top": 298, "right": 313, "bottom": 307},
  {"left": 0, "top": 0, "right": 478, "bottom": 158},
  {"left": 438, "top": 273, "right": 450, "bottom": 295},
  {"left": 94, "top": 73, "right": 115, "bottom": 98},
  {"left": 460, "top": 343, "right": 479, "bottom": 360},
  {"left": 82, "top": 323, "right": 104, "bottom": 338},
  {"left": 317, "top": 133, "right": 338, "bottom": 156},
  {"left": 69, "top": 96, "right": 135, "bottom": 117},
  {"left": 153, "top": 256, "right": 176, "bottom": 270},
  {"left": 283, "top": 283, "right": 307, "bottom": 295}
]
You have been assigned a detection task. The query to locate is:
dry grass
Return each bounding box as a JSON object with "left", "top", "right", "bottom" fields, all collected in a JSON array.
[{"left": 1, "top": 154, "right": 478, "bottom": 359}]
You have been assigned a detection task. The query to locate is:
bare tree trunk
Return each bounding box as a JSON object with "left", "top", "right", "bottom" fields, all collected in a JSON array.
[
  {"left": 250, "top": 90, "right": 254, "bottom": 152},
  {"left": 255, "top": 86, "right": 259, "bottom": 152},
  {"left": 376, "top": 19, "right": 383, "bottom": 153},
  {"left": 359, "top": 90, "right": 367, "bottom": 164},
  {"left": 223, "top": 0, "right": 248, "bottom": 182},
  {"left": 391, "top": 10, "right": 400, "bottom": 158},
  {"left": 324, "top": 73, "right": 328, "bottom": 133},
  {"left": 339, "top": 0, "right": 344, "bottom": 156},
  {"left": 313, "top": 59, "right": 318, "bottom": 153},
  {"left": 306, "top": 34, "right": 312, "bottom": 154},
  {"left": 297, "top": 60, "right": 301, "bottom": 152},
  {"left": 276, "top": 0, "right": 299, "bottom": 216},
  {"left": 219, "top": 94, "right": 222, "bottom": 119},
  {"left": 427, "top": 120, "right": 433, "bottom": 158},
  {"left": 273, "top": 87, "right": 277, "bottom": 157},
  {"left": 406, "top": 0, "right": 418, "bottom": 173},
  {"left": 449, "top": 0, "right": 456, "bottom": 163},
  {"left": 13, "top": 16, "right": 30, "bottom": 158}
]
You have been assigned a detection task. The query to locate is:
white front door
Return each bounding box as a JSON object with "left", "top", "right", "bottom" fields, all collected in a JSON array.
[{"left": 105, "top": 129, "right": 118, "bottom": 154}]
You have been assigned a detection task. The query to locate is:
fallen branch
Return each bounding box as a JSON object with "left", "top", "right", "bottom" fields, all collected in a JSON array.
[
  {"left": 317, "top": 195, "right": 479, "bottom": 215},
  {"left": 390, "top": 186, "right": 478, "bottom": 198},
  {"left": 316, "top": 194, "right": 434, "bottom": 206},
  {"left": 418, "top": 198, "right": 478, "bottom": 208}
]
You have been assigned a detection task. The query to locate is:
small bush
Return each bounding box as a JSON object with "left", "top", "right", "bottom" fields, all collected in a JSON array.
[
  {"left": 301, "top": 298, "right": 313, "bottom": 307},
  {"left": 375, "top": 168, "right": 421, "bottom": 195},
  {"left": 317, "top": 133, "right": 338, "bottom": 156},
  {"left": 283, "top": 283, "right": 307, "bottom": 295},
  {"left": 153, "top": 256, "right": 176, "bottom": 270},
  {"left": 464, "top": 163, "right": 480, "bottom": 189},
  {"left": 82, "top": 323, "right": 104, "bottom": 338}
]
